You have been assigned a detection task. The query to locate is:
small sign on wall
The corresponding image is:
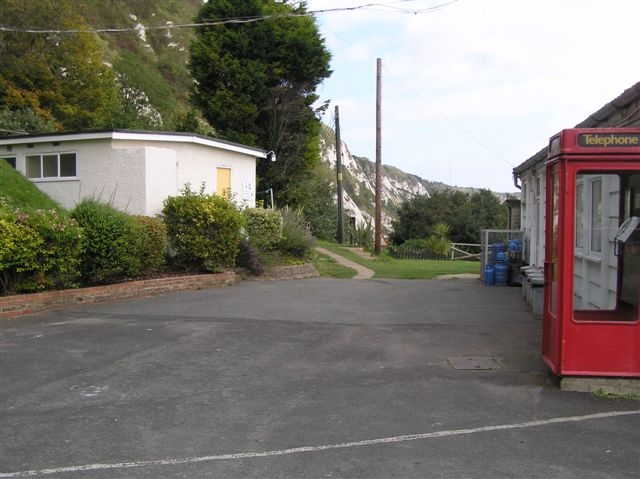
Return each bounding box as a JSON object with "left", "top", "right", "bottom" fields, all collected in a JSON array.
[{"left": 243, "top": 181, "right": 254, "bottom": 200}]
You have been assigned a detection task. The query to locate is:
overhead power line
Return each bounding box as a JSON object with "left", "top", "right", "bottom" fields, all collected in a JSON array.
[{"left": 0, "top": 1, "right": 458, "bottom": 34}]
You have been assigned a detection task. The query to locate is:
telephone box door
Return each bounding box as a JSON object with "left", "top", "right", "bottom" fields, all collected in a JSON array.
[{"left": 542, "top": 164, "right": 562, "bottom": 373}]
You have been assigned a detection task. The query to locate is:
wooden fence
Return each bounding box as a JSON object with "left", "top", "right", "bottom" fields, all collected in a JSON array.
[
  {"left": 450, "top": 243, "right": 481, "bottom": 261},
  {"left": 387, "top": 243, "right": 481, "bottom": 261}
]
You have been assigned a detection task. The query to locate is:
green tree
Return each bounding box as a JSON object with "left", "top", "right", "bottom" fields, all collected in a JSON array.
[
  {"left": 0, "top": 0, "right": 121, "bottom": 132},
  {"left": 425, "top": 222, "right": 451, "bottom": 255},
  {"left": 390, "top": 189, "right": 507, "bottom": 245},
  {"left": 189, "top": 0, "right": 332, "bottom": 207}
]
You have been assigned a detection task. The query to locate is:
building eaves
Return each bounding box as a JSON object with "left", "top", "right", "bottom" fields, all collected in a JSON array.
[
  {"left": 513, "top": 81, "right": 640, "bottom": 177},
  {"left": 0, "top": 129, "right": 268, "bottom": 158}
]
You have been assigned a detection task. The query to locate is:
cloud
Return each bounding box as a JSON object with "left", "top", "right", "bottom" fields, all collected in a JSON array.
[{"left": 308, "top": 0, "right": 640, "bottom": 191}]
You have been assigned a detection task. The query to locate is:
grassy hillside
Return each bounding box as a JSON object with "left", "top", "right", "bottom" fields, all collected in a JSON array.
[
  {"left": 0, "top": 161, "right": 61, "bottom": 210},
  {"left": 76, "top": 0, "right": 202, "bottom": 130}
]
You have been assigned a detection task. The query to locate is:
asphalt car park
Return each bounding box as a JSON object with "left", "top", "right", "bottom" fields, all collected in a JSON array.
[{"left": 1, "top": 278, "right": 639, "bottom": 478}]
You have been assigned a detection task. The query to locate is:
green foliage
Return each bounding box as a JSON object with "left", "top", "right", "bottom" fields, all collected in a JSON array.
[
  {"left": 133, "top": 216, "right": 168, "bottom": 275},
  {"left": 404, "top": 238, "right": 429, "bottom": 249},
  {"left": 235, "top": 238, "right": 265, "bottom": 276},
  {"left": 0, "top": 207, "right": 82, "bottom": 293},
  {"left": 163, "top": 185, "right": 244, "bottom": 272},
  {"left": 426, "top": 223, "right": 451, "bottom": 255},
  {"left": 190, "top": 0, "right": 331, "bottom": 206},
  {"left": 0, "top": 0, "right": 122, "bottom": 131},
  {"left": 71, "top": 199, "right": 146, "bottom": 284},
  {"left": 243, "top": 207, "right": 282, "bottom": 251},
  {"left": 313, "top": 251, "right": 357, "bottom": 279},
  {"left": 112, "top": 51, "right": 172, "bottom": 129},
  {"left": 277, "top": 206, "right": 315, "bottom": 259},
  {"left": 390, "top": 189, "right": 507, "bottom": 245},
  {"left": 350, "top": 220, "right": 374, "bottom": 251},
  {"left": 317, "top": 241, "right": 479, "bottom": 279},
  {"left": 0, "top": 160, "right": 61, "bottom": 210},
  {"left": 0, "top": 108, "right": 57, "bottom": 134},
  {"left": 291, "top": 171, "right": 339, "bottom": 241},
  {"left": 0, "top": 216, "right": 42, "bottom": 293}
]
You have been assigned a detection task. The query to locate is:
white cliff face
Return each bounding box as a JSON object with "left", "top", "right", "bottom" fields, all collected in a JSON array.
[{"left": 319, "top": 127, "right": 435, "bottom": 232}]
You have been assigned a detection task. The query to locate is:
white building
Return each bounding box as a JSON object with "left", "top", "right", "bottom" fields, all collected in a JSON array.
[
  {"left": 0, "top": 130, "right": 267, "bottom": 215},
  {"left": 513, "top": 82, "right": 640, "bottom": 269}
]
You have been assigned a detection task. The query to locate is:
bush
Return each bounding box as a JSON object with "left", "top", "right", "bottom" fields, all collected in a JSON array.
[
  {"left": 277, "top": 206, "right": 314, "bottom": 259},
  {"left": 0, "top": 216, "right": 42, "bottom": 293},
  {"left": 71, "top": 199, "right": 146, "bottom": 285},
  {"left": 350, "top": 220, "right": 374, "bottom": 250},
  {"left": 243, "top": 208, "right": 282, "bottom": 251},
  {"left": 235, "top": 238, "right": 264, "bottom": 276},
  {"left": 0, "top": 208, "right": 82, "bottom": 293},
  {"left": 402, "top": 238, "right": 429, "bottom": 249},
  {"left": 163, "top": 185, "right": 244, "bottom": 272},
  {"left": 133, "top": 216, "right": 168, "bottom": 275}
]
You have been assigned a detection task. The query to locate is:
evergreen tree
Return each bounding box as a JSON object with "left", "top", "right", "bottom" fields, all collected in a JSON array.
[{"left": 189, "top": 0, "right": 332, "bottom": 207}]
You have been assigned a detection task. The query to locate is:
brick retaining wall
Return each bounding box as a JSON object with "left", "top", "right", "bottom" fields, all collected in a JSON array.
[
  {"left": 0, "top": 272, "right": 237, "bottom": 319},
  {"left": 0, "top": 264, "right": 320, "bottom": 320}
]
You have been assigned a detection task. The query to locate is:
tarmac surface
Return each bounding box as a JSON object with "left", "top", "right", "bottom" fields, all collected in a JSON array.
[{"left": 1, "top": 277, "right": 639, "bottom": 478}]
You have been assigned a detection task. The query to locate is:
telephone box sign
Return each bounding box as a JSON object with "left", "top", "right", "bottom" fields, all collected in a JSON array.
[{"left": 577, "top": 133, "right": 640, "bottom": 147}]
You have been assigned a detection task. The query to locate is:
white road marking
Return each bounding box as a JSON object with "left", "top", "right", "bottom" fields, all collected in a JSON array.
[{"left": 1, "top": 410, "right": 638, "bottom": 477}]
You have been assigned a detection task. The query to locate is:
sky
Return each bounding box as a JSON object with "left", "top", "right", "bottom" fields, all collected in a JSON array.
[{"left": 304, "top": 0, "right": 640, "bottom": 192}]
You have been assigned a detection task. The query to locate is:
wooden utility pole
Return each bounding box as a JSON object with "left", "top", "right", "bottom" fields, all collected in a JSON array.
[
  {"left": 375, "top": 58, "right": 382, "bottom": 255},
  {"left": 335, "top": 105, "right": 344, "bottom": 243}
]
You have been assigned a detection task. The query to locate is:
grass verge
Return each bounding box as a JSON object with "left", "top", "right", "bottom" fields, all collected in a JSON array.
[
  {"left": 316, "top": 241, "right": 480, "bottom": 280},
  {"left": 313, "top": 250, "right": 358, "bottom": 279}
]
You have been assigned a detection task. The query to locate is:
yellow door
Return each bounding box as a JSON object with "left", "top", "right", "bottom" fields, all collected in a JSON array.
[{"left": 216, "top": 167, "right": 231, "bottom": 197}]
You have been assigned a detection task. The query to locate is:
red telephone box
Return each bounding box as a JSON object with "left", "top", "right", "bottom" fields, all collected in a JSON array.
[{"left": 542, "top": 128, "right": 640, "bottom": 377}]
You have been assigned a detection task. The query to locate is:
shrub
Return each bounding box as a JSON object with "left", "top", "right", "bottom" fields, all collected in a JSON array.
[
  {"left": 0, "top": 216, "right": 42, "bottom": 293},
  {"left": 350, "top": 220, "right": 374, "bottom": 251},
  {"left": 235, "top": 238, "right": 264, "bottom": 276},
  {"left": 243, "top": 208, "right": 282, "bottom": 251},
  {"left": 277, "top": 206, "right": 314, "bottom": 259},
  {"left": 163, "top": 185, "right": 244, "bottom": 272},
  {"left": 426, "top": 222, "right": 451, "bottom": 255},
  {"left": 71, "top": 199, "right": 146, "bottom": 284},
  {"left": 133, "top": 216, "right": 168, "bottom": 275},
  {"left": 0, "top": 208, "right": 82, "bottom": 293},
  {"left": 402, "top": 238, "right": 429, "bottom": 249}
]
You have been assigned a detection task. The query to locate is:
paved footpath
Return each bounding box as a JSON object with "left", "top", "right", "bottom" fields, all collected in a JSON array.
[
  {"left": 1, "top": 278, "right": 639, "bottom": 478},
  {"left": 315, "top": 247, "right": 375, "bottom": 279}
]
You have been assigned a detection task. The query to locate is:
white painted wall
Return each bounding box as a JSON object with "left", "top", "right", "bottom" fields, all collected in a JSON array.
[
  {"left": 1, "top": 133, "right": 259, "bottom": 216},
  {"left": 116, "top": 139, "right": 256, "bottom": 213},
  {"left": 519, "top": 165, "right": 546, "bottom": 267}
]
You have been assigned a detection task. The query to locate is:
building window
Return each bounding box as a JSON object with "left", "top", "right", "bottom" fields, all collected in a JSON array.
[
  {"left": 575, "top": 176, "right": 607, "bottom": 255},
  {"left": 25, "top": 152, "right": 77, "bottom": 179},
  {"left": 2, "top": 157, "right": 16, "bottom": 169}
]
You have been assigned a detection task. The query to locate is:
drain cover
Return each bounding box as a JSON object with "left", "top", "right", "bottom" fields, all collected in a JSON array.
[{"left": 447, "top": 356, "right": 502, "bottom": 370}]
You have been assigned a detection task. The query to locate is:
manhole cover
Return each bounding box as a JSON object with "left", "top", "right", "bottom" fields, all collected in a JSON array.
[{"left": 447, "top": 356, "right": 502, "bottom": 370}]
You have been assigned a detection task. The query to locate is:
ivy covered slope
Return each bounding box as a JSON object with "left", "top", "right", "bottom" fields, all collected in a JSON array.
[
  {"left": 83, "top": 0, "right": 202, "bottom": 130},
  {"left": 0, "top": 0, "right": 202, "bottom": 132}
]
